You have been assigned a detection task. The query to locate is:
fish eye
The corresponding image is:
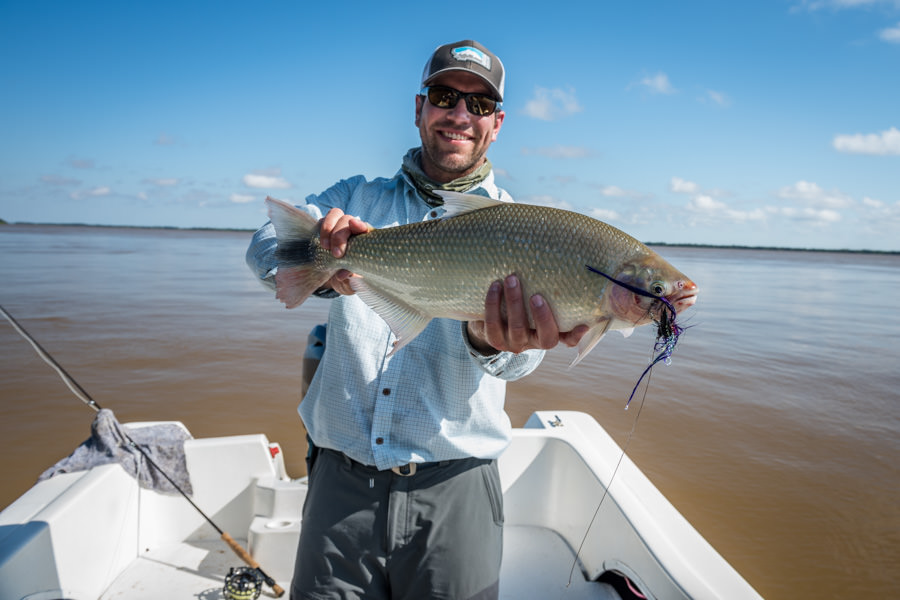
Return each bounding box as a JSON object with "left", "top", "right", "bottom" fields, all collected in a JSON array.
[{"left": 650, "top": 281, "right": 666, "bottom": 296}]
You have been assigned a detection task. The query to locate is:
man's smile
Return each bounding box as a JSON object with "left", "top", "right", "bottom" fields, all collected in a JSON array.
[{"left": 439, "top": 130, "right": 472, "bottom": 142}]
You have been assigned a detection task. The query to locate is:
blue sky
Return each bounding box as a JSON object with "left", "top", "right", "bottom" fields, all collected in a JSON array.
[{"left": 1, "top": 0, "right": 898, "bottom": 251}]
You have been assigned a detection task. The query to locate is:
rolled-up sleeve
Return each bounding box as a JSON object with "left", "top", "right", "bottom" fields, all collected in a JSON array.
[{"left": 246, "top": 222, "right": 279, "bottom": 291}]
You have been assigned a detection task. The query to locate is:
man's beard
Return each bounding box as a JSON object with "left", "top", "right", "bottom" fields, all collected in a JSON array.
[{"left": 420, "top": 138, "right": 484, "bottom": 181}]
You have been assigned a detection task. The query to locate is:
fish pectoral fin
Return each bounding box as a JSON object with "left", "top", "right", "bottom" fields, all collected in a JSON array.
[
  {"left": 348, "top": 278, "right": 432, "bottom": 355},
  {"left": 433, "top": 191, "right": 506, "bottom": 218},
  {"left": 568, "top": 319, "right": 612, "bottom": 368}
]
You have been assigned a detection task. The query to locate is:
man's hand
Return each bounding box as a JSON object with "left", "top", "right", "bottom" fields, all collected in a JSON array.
[
  {"left": 317, "top": 208, "right": 373, "bottom": 295},
  {"left": 466, "top": 275, "right": 589, "bottom": 355}
]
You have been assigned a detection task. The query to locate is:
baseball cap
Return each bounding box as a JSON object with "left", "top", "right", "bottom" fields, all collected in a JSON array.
[{"left": 421, "top": 40, "right": 505, "bottom": 102}]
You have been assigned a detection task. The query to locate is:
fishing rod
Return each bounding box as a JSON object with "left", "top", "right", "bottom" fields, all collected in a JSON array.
[{"left": 0, "top": 304, "right": 285, "bottom": 598}]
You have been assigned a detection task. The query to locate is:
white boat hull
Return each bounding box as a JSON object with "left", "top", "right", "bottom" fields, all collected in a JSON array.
[{"left": 0, "top": 411, "right": 761, "bottom": 600}]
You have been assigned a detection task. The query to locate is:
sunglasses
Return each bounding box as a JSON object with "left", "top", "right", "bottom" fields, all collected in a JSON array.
[{"left": 419, "top": 85, "right": 501, "bottom": 117}]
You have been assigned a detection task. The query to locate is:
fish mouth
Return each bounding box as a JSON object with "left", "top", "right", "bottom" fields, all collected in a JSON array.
[{"left": 667, "top": 280, "right": 699, "bottom": 313}]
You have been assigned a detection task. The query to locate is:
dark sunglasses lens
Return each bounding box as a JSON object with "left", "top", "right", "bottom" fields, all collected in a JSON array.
[
  {"left": 465, "top": 95, "right": 496, "bottom": 116},
  {"left": 427, "top": 87, "right": 460, "bottom": 109}
]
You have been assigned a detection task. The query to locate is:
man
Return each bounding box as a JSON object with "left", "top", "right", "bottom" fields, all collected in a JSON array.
[{"left": 247, "top": 40, "right": 587, "bottom": 600}]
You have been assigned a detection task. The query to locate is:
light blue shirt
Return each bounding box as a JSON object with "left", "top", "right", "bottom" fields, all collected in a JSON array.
[{"left": 246, "top": 166, "right": 545, "bottom": 469}]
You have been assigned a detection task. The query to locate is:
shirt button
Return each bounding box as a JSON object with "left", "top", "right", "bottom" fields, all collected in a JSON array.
[
  {"left": 382, "top": 388, "right": 391, "bottom": 395},
  {"left": 375, "top": 437, "right": 384, "bottom": 445}
]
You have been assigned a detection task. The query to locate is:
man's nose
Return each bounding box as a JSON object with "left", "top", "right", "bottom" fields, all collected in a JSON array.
[{"left": 446, "top": 98, "right": 471, "bottom": 121}]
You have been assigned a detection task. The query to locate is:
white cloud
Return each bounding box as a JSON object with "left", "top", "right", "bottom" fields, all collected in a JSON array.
[
  {"left": 154, "top": 133, "right": 176, "bottom": 146},
  {"left": 593, "top": 184, "right": 648, "bottom": 199},
  {"left": 777, "top": 180, "right": 854, "bottom": 208},
  {"left": 704, "top": 89, "right": 731, "bottom": 107},
  {"left": 597, "top": 185, "right": 628, "bottom": 197},
  {"left": 686, "top": 194, "right": 767, "bottom": 224},
  {"left": 70, "top": 186, "right": 111, "bottom": 200},
  {"left": 880, "top": 21, "right": 900, "bottom": 42},
  {"left": 521, "top": 145, "right": 593, "bottom": 159},
  {"left": 590, "top": 207, "right": 621, "bottom": 221},
  {"left": 678, "top": 184, "right": 766, "bottom": 224},
  {"left": 146, "top": 178, "right": 179, "bottom": 186},
  {"left": 41, "top": 174, "right": 81, "bottom": 186},
  {"left": 522, "top": 86, "right": 583, "bottom": 121},
  {"left": 635, "top": 72, "right": 676, "bottom": 95},
  {"left": 770, "top": 206, "right": 842, "bottom": 224},
  {"left": 670, "top": 177, "right": 700, "bottom": 194},
  {"left": 518, "top": 194, "right": 574, "bottom": 210},
  {"left": 862, "top": 196, "right": 884, "bottom": 208},
  {"left": 67, "top": 158, "right": 95, "bottom": 169},
  {"left": 230, "top": 193, "right": 257, "bottom": 204},
  {"left": 688, "top": 195, "right": 726, "bottom": 211},
  {"left": 833, "top": 126, "right": 900, "bottom": 155},
  {"left": 769, "top": 180, "right": 860, "bottom": 226},
  {"left": 243, "top": 170, "right": 292, "bottom": 189},
  {"left": 795, "top": 0, "right": 899, "bottom": 9}
]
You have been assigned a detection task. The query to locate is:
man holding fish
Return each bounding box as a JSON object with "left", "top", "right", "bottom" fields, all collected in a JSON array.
[{"left": 248, "top": 39, "right": 696, "bottom": 600}]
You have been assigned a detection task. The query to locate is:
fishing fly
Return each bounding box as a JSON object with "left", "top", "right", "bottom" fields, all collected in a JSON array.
[
  {"left": 585, "top": 264, "right": 686, "bottom": 409},
  {"left": 560, "top": 266, "right": 690, "bottom": 594}
]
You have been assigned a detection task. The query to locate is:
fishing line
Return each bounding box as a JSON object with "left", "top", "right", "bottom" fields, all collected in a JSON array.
[
  {"left": 564, "top": 367, "right": 651, "bottom": 591},
  {"left": 0, "top": 303, "right": 285, "bottom": 598},
  {"left": 560, "top": 266, "right": 685, "bottom": 593},
  {"left": 1, "top": 304, "right": 99, "bottom": 411}
]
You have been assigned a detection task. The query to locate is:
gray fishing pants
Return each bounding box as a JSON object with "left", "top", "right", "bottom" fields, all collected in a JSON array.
[{"left": 290, "top": 447, "right": 504, "bottom": 600}]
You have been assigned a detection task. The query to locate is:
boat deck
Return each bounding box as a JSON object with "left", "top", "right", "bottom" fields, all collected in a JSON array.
[{"left": 100, "top": 525, "right": 620, "bottom": 599}]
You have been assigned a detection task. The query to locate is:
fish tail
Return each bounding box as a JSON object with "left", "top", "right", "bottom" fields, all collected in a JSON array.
[{"left": 266, "top": 197, "right": 335, "bottom": 309}]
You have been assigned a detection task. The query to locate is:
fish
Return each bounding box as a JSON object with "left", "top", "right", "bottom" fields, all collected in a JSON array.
[{"left": 266, "top": 191, "right": 698, "bottom": 365}]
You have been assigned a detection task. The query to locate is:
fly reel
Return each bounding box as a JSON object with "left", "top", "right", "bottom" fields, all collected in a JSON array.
[{"left": 223, "top": 566, "right": 263, "bottom": 600}]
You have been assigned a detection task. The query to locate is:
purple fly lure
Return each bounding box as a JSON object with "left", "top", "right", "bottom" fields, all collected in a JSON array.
[{"left": 586, "top": 265, "right": 686, "bottom": 409}]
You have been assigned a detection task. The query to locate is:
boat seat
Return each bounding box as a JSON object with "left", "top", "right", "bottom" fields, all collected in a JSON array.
[{"left": 500, "top": 525, "right": 621, "bottom": 599}]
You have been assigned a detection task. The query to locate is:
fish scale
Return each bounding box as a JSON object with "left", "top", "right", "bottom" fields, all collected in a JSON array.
[
  {"left": 336, "top": 204, "right": 614, "bottom": 328},
  {"left": 267, "top": 191, "right": 697, "bottom": 365}
]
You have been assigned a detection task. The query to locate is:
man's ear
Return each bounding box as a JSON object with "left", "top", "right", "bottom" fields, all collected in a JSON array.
[{"left": 491, "top": 110, "right": 505, "bottom": 142}]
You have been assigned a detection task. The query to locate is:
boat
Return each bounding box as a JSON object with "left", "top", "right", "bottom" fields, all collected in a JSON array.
[{"left": 0, "top": 405, "right": 762, "bottom": 600}]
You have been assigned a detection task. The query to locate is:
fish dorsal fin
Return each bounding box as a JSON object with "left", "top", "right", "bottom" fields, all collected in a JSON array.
[
  {"left": 348, "top": 277, "right": 432, "bottom": 356},
  {"left": 568, "top": 319, "right": 612, "bottom": 368},
  {"left": 433, "top": 190, "right": 505, "bottom": 218}
]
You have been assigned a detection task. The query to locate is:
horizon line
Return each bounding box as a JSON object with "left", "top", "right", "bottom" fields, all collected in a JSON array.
[{"left": 1, "top": 220, "right": 897, "bottom": 256}]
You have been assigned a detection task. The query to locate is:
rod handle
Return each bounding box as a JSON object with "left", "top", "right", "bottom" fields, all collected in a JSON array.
[{"left": 221, "top": 531, "right": 286, "bottom": 597}]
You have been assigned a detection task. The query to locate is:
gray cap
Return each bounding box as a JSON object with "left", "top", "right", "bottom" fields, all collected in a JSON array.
[{"left": 421, "top": 40, "right": 505, "bottom": 101}]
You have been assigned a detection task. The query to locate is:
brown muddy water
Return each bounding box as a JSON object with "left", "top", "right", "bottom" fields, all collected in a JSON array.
[{"left": 1, "top": 224, "right": 898, "bottom": 598}]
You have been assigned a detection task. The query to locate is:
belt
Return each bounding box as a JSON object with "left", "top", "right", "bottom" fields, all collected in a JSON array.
[
  {"left": 389, "top": 459, "right": 454, "bottom": 477},
  {"left": 321, "top": 448, "right": 453, "bottom": 477}
]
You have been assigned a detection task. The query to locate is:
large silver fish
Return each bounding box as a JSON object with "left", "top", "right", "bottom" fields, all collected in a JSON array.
[{"left": 266, "top": 191, "right": 698, "bottom": 365}]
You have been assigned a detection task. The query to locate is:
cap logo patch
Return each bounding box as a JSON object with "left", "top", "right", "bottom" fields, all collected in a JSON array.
[{"left": 451, "top": 46, "right": 491, "bottom": 71}]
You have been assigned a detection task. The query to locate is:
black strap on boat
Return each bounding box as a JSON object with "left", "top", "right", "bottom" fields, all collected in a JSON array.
[{"left": 0, "top": 304, "right": 285, "bottom": 598}]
